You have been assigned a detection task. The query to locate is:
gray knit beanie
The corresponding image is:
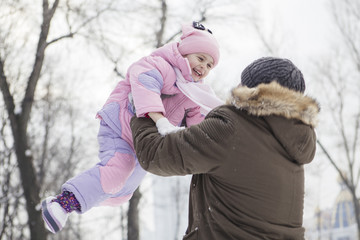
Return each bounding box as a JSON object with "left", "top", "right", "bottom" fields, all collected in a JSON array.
[{"left": 241, "top": 57, "right": 305, "bottom": 93}]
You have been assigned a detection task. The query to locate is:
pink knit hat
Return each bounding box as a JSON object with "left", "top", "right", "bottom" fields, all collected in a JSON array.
[{"left": 178, "top": 22, "right": 220, "bottom": 66}]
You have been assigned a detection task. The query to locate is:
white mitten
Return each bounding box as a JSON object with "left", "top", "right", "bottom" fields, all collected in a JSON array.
[{"left": 156, "top": 118, "right": 185, "bottom": 136}]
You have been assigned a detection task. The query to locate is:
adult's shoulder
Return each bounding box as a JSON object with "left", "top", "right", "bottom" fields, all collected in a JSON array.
[{"left": 206, "top": 104, "right": 243, "bottom": 121}]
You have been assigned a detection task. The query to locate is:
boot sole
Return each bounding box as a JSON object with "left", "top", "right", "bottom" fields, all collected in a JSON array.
[{"left": 41, "top": 199, "right": 60, "bottom": 233}]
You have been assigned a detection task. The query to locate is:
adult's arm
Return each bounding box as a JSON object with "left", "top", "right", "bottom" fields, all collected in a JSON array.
[{"left": 130, "top": 107, "right": 234, "bottom": 176}]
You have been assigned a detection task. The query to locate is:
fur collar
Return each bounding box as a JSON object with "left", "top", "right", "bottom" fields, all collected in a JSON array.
[{"left": 227, "top": 82, "right": 320, "bottom": 127}]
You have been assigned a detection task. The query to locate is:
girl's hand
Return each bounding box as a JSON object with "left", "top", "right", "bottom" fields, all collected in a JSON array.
[{"left": 155, "top": 117, "right": 185, "bottom": 136}]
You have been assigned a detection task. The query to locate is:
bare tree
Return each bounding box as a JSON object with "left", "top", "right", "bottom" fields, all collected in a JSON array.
[
  {"left": 0, "top": 0, "right": 57, "bottom": 235},
  {"left": 127, "top": 188, "right": 141, "bottom": 240},
  {"left": 0, "top": 1, "right": 115, "bottom": 239},
  {"left": 314, "top": 0, "right": 360, "bottom": 238},
  {"left": 0, "top": 111, "right": 25, "bottom": 239}
]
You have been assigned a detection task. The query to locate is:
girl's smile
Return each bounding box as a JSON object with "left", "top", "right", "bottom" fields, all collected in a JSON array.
[{"left": 185, "top": 53, "right": 214, "bottom": 82}]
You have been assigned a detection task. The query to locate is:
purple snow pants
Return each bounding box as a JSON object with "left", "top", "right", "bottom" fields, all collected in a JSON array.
[{"left": 62, "top": 102, "right": 146, "bottom": 213}]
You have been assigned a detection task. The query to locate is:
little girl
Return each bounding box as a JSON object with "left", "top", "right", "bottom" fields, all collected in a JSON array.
[{"left": 41, "top": 21, "right": 223, "bottom": 233}]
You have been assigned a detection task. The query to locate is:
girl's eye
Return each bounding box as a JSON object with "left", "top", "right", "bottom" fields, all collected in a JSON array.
[
  {"left": 207, "top": 64, "right": 212, "bottom": 69},
  {"left": 198, "top": 57, "right": 204, "bottom": 61}
]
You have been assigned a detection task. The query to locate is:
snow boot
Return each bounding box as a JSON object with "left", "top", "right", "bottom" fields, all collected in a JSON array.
[{"left": 41, "top": 197, "right": 69, "bottom": 233}]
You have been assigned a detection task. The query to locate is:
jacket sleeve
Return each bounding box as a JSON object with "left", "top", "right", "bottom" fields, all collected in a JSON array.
[
  {"left": 185, "top": 106, "right": 205, "bottom": 127},
  {"left": 128, "top": 56, "right": 176, "bottom": 117},
  {"left": 130, "top": 107, "right": 234, "bottom": 176}
]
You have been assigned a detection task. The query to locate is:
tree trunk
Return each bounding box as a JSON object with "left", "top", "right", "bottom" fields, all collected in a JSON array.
[
  {"left": 0, "top": 1, "right": 60, "bottom": 239},
  {"left": 127, "top": 188, "right": 141, "bottom": 240},
  {"left": 12, "top": 117, "right": 47, "bottom": 240}
]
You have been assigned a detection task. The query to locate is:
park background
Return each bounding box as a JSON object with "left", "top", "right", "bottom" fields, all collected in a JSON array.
[{"left": 1, "top": 0, "right": 359, "bottom": 239}]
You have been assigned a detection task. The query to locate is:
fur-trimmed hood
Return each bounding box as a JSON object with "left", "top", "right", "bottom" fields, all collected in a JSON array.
[{"left": 227, "top": 81, "right": 320, "bottom": 127}]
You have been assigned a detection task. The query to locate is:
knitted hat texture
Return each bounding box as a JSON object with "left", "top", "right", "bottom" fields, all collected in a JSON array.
[{"left": 241, "top": 57, "right": 305, "bottom": 93}]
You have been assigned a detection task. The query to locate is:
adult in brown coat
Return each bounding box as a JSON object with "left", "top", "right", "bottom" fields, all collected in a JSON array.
[{"left": 130, "top": 57, "right": 320, "bottom": 240}]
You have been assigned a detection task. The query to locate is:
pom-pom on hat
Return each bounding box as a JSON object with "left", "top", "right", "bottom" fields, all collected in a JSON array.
[
  {"left": 241, "top": 57, "right": 306, "bottom": 93},
  {"left": 178, "top": 22, "right": 220, "bottom": 66}
]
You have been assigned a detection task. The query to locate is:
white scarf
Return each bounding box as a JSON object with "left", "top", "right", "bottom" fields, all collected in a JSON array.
[{"left": 174, "top": 67, "right": 224, "bottom": 115}]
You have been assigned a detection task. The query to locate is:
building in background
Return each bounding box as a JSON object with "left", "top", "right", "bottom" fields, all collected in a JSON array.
[{"left": 305, "top": 177, "right": 358, "bottom": 240}]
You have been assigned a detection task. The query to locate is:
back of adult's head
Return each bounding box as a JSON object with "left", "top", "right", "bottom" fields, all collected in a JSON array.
[{"left": 241, "top": 57, "right": 305, "bottom": 93}]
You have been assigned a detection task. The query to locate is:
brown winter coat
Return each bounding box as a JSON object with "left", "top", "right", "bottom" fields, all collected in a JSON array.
[{"left": 130, "top": 82, "right": 320, "bottom": 240}]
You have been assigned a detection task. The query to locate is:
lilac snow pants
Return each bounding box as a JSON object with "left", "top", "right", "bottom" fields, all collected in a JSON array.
[{"left": 62, "top": 102, "right": 146, "bottom": 213}]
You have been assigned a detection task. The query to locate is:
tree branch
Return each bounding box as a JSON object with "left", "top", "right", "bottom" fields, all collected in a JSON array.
[
  {"left": 0, "top": 58, "right": 17, "bottom": 133},
  {"left": 46, "top": 32, "right": 74, "bottom": 46},
  {"left": 155, "top": 0, "right": 167, "bottom": 48},
  {"left": 47, "top": 5, "right": 112, "bottom": 46},
  {"left": 332, "top": 0, "right": 360, "bottom": 72},
  {"left": 316, "top": 139, "right": 352, "bottom": 190},
  {"left": 21, "top": 0, "right": 60, "bottom": 131}
]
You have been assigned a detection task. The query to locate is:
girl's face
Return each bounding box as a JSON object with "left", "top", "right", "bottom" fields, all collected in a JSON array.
[{"left": 185, "top": 53, "right": 214, "bottom": 82}]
